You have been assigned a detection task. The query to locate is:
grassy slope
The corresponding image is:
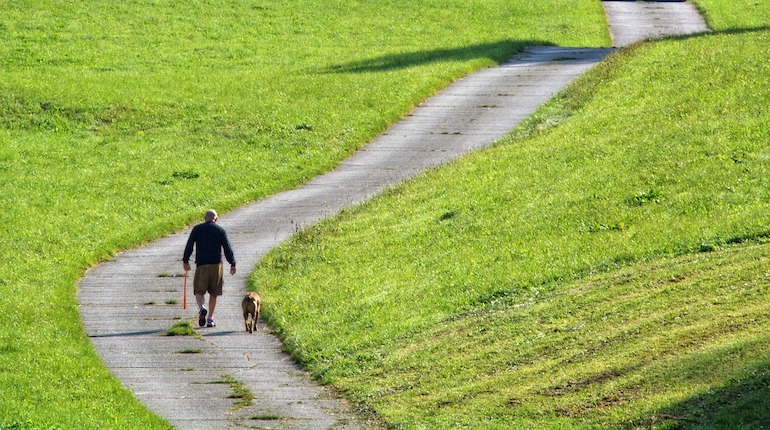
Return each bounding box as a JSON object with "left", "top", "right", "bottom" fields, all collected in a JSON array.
[
  {"left": 353, "top": 243, "right": 770, "bottom": 429},
  {"left": 0, "top": 0, "right": 607, "bottom": 428},
  {"left": 254, "top": 1, "right": 770, "bottom": 428}
]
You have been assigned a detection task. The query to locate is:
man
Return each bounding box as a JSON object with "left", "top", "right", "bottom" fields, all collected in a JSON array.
[{"left": 182, "top": 209, "right": 236, "bottom": 327}]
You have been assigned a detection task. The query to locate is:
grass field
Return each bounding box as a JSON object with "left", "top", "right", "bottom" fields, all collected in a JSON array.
[
  {"left": 253, "top": 1, "right": 770, "bottom": 429},
  {"left": 0, "top": 1, "right": 609, "bottom": 428},
  {"left": 2, "top": 0, "right": 768, "bottom": 428}
]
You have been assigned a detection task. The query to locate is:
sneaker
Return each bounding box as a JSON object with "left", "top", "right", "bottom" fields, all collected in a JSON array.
[
  {"left": 198, "top": 306, "right": 207, "bottom": 327},
  {"left": 206, "top": 318, "right": 216, "bottom": 328}
]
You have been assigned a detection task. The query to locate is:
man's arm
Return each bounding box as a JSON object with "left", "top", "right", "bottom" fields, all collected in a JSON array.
[
  {"left": 221, "top": 229, "right": 236, "bottom": 275},
  {"left": 182, "top": 226, "right": 197, "bottom": 271}
]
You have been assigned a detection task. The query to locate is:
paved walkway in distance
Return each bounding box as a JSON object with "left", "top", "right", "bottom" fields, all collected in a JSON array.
[
  {"left": 77, "top": 3, "right": 708, "bottom": 429},
  {"left": 603, "top": 0, "right": 708, "bottom": 48}
]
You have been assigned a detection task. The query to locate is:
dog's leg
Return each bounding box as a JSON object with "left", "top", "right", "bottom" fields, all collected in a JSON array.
[{"left": 254, "top": 300, "right": 261, "bottom": 332}]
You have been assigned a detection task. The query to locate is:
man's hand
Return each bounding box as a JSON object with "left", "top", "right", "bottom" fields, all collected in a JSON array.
[
  {"left": 230, "top": 265, "right": 237, "bottom": 276},
  {"left": 183, "top": 262, "right": 191, "bottom": 272}
]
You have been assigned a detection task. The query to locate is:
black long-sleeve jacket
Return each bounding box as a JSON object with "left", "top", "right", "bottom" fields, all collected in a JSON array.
[{"left": 182, "top": 221, "right": 236, "bottom": 267}]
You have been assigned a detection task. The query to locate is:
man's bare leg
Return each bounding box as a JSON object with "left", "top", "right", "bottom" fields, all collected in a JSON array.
[{"left": 208, "top": 295, "right": 217, "bottom": 320}]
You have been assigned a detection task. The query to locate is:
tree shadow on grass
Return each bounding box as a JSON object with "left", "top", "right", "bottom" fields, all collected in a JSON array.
[
  {"left": 633, "top": 24, "right": 770, "bottom": 44},
  {"left": 320, "top": 39, "right": 554, "bottom": 74},
  {"left": 653, "top": 364, "right": 770, "bottom": 429},
  {"left": 319, "top": 24, "right": 770, "bottom": 75},
  {"left": 633, "top": 335, "right": 770, "bottom": 429},
  {"left": 713, "top": 25, "right": 770, "bottom": 36}
]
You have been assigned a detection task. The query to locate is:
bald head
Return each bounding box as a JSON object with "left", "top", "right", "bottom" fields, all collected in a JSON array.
[{"left": 205, "top": 210, "right": 218, "bottom": 222}]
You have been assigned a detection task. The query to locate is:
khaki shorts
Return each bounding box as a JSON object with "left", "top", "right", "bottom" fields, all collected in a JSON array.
[{"left": 193, "top": 263, "right": 223, "bottom": 296}]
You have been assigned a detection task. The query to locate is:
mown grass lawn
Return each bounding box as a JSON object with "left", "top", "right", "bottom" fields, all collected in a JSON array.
[
  {"left": 254, "top": 1, "right": 770, "bottom": 428},
  {"left": 0, "top": 0, "right": 608, "bottom": 428}
]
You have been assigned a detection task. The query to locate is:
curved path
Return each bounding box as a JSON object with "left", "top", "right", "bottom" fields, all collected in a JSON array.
[{"left": 78, "top": 3, "right": 707, "bottom": 429}]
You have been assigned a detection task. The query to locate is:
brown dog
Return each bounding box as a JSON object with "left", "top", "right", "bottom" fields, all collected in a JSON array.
[{"left": 241, "top": 292, "right": 261, "bottom": 333}]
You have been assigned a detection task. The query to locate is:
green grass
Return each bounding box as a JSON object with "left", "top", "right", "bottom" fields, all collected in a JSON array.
[
  {"left": 342, "top": 243, "right": 769, "bottom": 429},
  {"left": 0, "top": 0, "right": 608, "bottom": 428},
  {"left": 204, "top": 374, "right": 255, "bottom": 412},
  {"left": 3, "top": 0, "right": 768, "bottom": 428},
  {"left": 163, "top": 321, "right": 197, "bottom": 337},
  {"left": 253, "top": 2, "right": 770, "bottom": 428},
  {"left": 694, "top": 0, "right": 770, "bottom": 31},
  {"left": 220, "top": 374, "right": 255, "bottom": 411}
]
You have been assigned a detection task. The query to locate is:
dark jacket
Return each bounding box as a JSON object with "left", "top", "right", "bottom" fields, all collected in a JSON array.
[{"left": 182, "top": 221, "right": 236, "bottom": 267}]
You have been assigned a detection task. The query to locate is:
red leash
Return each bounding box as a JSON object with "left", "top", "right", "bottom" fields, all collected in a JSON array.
[{"left": 183, "top": 271, "right": 188, "bottom": 310}]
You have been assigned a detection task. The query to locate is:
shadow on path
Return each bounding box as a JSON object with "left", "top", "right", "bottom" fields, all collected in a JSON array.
[{"left": 89, "top": 329, "right": 167, "bottom": 338}]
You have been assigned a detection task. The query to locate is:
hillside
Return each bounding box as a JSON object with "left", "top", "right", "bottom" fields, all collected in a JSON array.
[{"left": 254, "top": 2, "right": 770, "bottom": 428}]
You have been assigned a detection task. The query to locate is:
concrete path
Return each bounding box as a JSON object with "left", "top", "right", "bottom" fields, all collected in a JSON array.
[
  {"left": 603, "top": 0, "right": 709, "bottom": 47},
  {"left": 77, "top": 3, "right": 708, "bottom": 429}
]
